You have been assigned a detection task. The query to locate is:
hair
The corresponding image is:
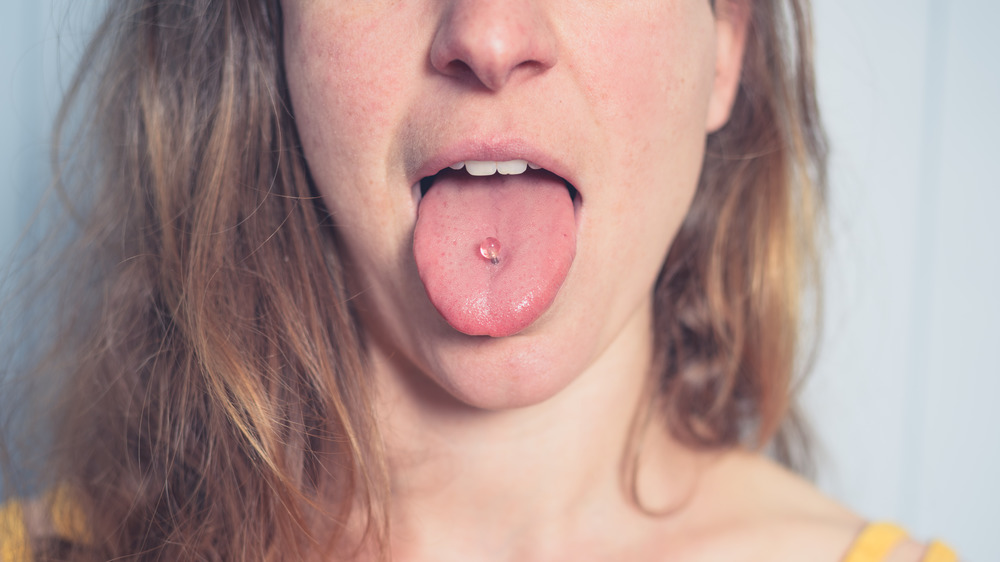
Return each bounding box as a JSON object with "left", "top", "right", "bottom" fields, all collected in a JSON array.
[{"left": 1, "top": 0, "right": 825, "bottom": 559}]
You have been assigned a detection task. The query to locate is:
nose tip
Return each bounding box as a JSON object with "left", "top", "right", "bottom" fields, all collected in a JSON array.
[{"left": 430, "top": 1, "right": 557, "bottom": 91}]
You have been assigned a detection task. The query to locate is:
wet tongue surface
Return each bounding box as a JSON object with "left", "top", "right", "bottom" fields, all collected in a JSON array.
[{"left": 413, "top": 170, "right": 576, "bottom": 337}]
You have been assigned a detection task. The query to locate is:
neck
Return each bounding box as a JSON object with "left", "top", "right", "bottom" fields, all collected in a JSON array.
[{"left": 366, "top": 306, "right": 700, "bottom": 559}]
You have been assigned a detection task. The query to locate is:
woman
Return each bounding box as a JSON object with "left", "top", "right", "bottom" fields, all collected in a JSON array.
[{"left": 0, "top": 0, "right": 956, "bottom": 560}]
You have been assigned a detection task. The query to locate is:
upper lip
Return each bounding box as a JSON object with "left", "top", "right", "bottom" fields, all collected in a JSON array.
[{"left": 410, "top": 136, "right": 578, "bottom": 193}]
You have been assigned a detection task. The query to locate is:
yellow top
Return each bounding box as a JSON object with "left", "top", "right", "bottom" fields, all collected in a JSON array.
[
  {"left": 842, "top": 522, "right": 959, "bottom": 562},
  {"left": 1, "top": 488, "right": 89, "bottom": 562},
  {"left": 1, "top": 498, "right": 960, "bottom": 561},
  {"left": 0, "top": 500, "right": 29, "bottom": 562}
]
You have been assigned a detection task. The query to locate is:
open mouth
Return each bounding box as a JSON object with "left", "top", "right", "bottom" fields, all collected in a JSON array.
[
  {"left": 418, "top": 159, "right": 580, "bottom": 202},
  {"left": 412, "top": 157, "right": 580, "bottom": 337}
]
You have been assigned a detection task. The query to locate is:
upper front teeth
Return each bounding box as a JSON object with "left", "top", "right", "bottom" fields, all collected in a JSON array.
[{"left": 449, "top": 160, "right": 542, "bottom": 176}]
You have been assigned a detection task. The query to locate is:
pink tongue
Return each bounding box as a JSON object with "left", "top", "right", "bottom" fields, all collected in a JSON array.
[{"left": 413, "top": 171, "right": 576, "bottom": 337}]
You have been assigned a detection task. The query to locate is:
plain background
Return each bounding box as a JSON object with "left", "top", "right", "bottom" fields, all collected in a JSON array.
[{"left": 1, "top": 1, "right": 997, "bottom": 559}]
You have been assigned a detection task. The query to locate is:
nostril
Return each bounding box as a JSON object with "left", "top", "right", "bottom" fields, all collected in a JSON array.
[{"left": 439, "top": 58, "right": 478, "bottom": 84}]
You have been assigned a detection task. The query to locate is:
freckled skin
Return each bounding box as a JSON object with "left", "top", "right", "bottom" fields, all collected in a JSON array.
[{"left": 281, "top": 0, "right": 735, "bottom": 408}]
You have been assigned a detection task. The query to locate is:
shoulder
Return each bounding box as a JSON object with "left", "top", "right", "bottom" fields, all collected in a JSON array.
[{"left": 683, "top": 450, "right": 955, "bottom": 562}]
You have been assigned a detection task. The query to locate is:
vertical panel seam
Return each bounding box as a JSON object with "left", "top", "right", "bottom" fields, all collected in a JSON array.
[{"left": 899, "top": 0, "right": 951, "bottom": 532}]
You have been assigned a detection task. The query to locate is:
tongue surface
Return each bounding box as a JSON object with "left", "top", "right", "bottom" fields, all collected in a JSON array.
[{"left": 413, "top": 171, "right": 576, "bottom": 337}]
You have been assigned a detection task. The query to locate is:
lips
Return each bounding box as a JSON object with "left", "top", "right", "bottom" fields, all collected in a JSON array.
[
  {"left": 411, "top": 142, "right": 580, "bottom": 337},
  {"left": 409, "top": 139, "right": 583, "bottom": 201}
]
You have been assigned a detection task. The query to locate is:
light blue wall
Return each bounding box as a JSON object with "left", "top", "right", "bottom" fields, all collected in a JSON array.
[
  {"left": 1, "top": 1, "right": 996, "bottom": 559},
  {"left": 0, "top": 2, "right": 59, "bottom": 253},
  {"left": 0, "top": 2, "right": 99, "bottom": 260},
  {"left": 805, "top": 0, "right": 999, "bottom": 559}
]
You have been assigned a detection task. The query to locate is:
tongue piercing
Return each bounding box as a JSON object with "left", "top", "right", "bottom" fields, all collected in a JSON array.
[{"left": 480, "top": 237, "right": 501, "bottom": 265}]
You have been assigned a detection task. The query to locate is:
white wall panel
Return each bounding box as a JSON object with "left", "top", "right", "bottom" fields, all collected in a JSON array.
[
  {"left": 809, "top": 0, "right": 999, "bottom": 559},
  {"left": 914, "top": 0, "right": 1000, "bottom": 555},
  {"left": 807, "top": 0, "right": 933, "bottom": 520}
]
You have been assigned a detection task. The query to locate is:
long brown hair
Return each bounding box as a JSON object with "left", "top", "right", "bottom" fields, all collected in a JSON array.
[
  {"left": 657, "top": 0, "right": 826, "bottom": 462},
  {"left": 1, "top": 0, "right": 825, "bottom": 559}
]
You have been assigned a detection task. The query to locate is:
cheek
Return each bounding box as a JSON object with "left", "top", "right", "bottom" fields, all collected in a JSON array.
[
  {"left": 285, "top": 11, "right": 399, "bottom": 156},
  {"left": 283, "top": 5, "right": 416, "bottom": 257},
  {"left": 576, "top": 6, "right": 716, "bottom": 253},
  {"left": 570, "top": 3, "right": 715, "bottom": 141}
]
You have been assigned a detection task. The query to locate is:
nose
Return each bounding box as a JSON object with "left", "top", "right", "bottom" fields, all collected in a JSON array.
[{"left": 430, "top": 0, "right": 558, "bottom": 91}]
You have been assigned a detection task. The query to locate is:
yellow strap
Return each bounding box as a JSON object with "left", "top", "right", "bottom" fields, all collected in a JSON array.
[
  {"left": 1, "top": 487, "right": 91, "bottom": 562},
  {"left": 842, "top": 522, "right": 909, "bottom": 562},
  {"left": 922, "top": 540, "right": 959, "bottom": 562},
  {"left": 0, "top": 500, "right": 31, "bottom": 562},
  {"left": 47, "top": 485, "right": 89, "bottom": 543}
]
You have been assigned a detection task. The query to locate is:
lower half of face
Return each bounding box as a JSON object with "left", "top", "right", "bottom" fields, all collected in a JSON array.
[{"left": 282, "top": 0, "right": 721, "bottom": 410}]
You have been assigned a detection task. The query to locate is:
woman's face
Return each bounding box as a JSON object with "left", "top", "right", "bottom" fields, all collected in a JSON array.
[{"left": 282, "top": 0, "right": 746, "bottom": 409}]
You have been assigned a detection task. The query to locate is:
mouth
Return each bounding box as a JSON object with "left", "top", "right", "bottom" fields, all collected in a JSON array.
[
  {"left": 411, "top": 155, "right": 580, "bottom": 337},
  {"left": 416, "top": 159, "right": 580, "bottom": 203}
]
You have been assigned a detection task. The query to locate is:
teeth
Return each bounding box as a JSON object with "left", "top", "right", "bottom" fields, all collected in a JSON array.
[
  {"left": 497, "top": 159, "right": 528, "bottom": 175},
  {"left": 449, "top": 160, "right": 537, "bottom": 177},
  {"left": 464, "top": 161, "right": 497, "bottom": 176}
]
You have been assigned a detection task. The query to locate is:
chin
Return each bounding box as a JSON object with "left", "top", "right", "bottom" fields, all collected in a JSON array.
[
  {"left": 432, "top": 330, "right": 590, "bottom": 411},
  {"left": 366, "top": 300, "right": 600, "bottom": 412}
]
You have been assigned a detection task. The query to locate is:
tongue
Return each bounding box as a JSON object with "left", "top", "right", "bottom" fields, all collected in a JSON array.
[{"left": 413, "top": 171, "right": 576, "bottom": 337}]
